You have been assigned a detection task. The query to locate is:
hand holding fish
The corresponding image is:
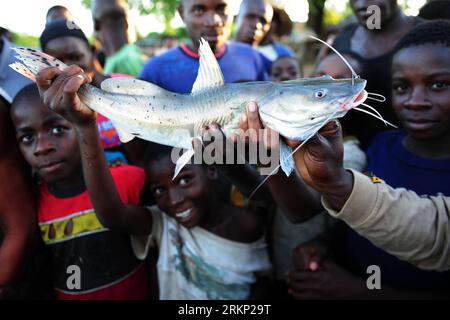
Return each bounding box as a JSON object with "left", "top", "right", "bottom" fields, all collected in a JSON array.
[
  {"left": 234, "top": 101, "right": 280, "bottom": 152},
  {"left": 285, "top": 121, "right": 354, "bottom": 211},
  {"left": 36, "top": 65, "right": 95, "bottom": 127}
]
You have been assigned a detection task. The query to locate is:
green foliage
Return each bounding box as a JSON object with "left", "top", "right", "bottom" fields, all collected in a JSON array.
[
  {"left": 81, "top": 0, "right": 179, "bottom": 32},
  {"left": 323, "top": 2, "right": 352, "bottom": 26},
  {"left": 81, "top": 0, "right": 92, "bottom": 9},
  {"left": 11, "top": 32, "right": 39, "bottom": 48}
]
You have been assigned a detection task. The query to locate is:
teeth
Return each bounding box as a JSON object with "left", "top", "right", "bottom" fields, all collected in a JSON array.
[{"left": 175, "top": 208, "right": 192, "bottom": 219}]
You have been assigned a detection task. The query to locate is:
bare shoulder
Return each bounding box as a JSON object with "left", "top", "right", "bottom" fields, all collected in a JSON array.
[{"left": 225, "top": 204, "right": 264, "bottom": 244}]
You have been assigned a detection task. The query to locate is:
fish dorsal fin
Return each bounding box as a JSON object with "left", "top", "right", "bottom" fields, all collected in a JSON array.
[
  {"left": 101, "top": 77, "right": 168, "bottom": 96},
  {"left": 191, "top": 38, "right": 224, "bottom": 95}
]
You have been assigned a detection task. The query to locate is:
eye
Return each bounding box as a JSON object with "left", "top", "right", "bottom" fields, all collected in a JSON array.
[
  {"left": 153, "top": 187, "right": 165, "bottom": 196},
  {"left": 179, "top": 177, "right": 191, "bottom": 186},
  {"left": 431, "top": 81, "right": 448, "bottom": 90},
  {"left": 315, "top": 90, "right": 326, "bottom": 98},
  {"left": 216, "top": 4, "right": 227, "bottom": 15},
  {"left": 19, "top": 133, "right": 34, "bottom": 145},
  {"left": 393, "top": 83, "right": 408, "bottom": 94},
  {"left": 192, "top": 6, "right": 204, "bottom": 15},
  {"left": 51, "top": 126, "right": 65, "bottom": 135}
]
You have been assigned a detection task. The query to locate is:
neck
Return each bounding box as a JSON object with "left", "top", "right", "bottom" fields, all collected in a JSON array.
[
  {"left": 198, "top": 195, "right": 227, "bottom": 231},
  {"left": 47, "top": 167, "right": 86, "bottom": 197},
  {"left": 403, "top": 134, "right": 450, "bottom": 159},
  {"left": 101, "top": 29, "right": 129, "bottom": 56},
  {"left": 187, "top": 40, "right": 223, "bottom": 55}
]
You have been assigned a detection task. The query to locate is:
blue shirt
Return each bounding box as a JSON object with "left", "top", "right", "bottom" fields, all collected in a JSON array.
[
  {"left": 139, "top": 42, "right": 269, "bottom": 94},
  {"left": 258, "top": 42, "right": 295, "bottom": 73},
  {"left": 343, "top": 130, "right": 450, "bottom": 290},
  {"left": 0, "top": 37, "right": 32, "bottom": 103}
]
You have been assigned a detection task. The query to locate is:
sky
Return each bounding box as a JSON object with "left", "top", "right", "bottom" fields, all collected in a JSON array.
[{"left": 0, "top": 0, "right": 426, "bottom": 38}]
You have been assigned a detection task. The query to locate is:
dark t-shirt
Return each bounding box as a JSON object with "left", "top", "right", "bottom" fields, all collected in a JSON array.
[{"left": 343, "top": 130, "right": 450, "bottom": 290}]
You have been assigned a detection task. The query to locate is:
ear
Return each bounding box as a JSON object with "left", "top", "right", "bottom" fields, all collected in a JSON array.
[{"left": 206, "top": 166, "right": 218, "bottom": 180}]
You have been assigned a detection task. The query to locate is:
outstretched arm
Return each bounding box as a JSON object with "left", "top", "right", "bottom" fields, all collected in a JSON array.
[
  {"left": 36, "top": 66, "right": 152, "bottom": 236},
  {"left": 237, "top": 103, "right": 323, "bottom": 223},
  {"left": 198, "top": 123, "right": 273, "bottom": 208},
  {"left": 286, "top": 120, "right": 450, "bottom": 271}
]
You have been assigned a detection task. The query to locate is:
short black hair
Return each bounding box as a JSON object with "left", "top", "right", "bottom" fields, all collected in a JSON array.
[
  {"left": 46, "top": 5, "right": 69, "bottom": 18},
  {"left": 40, "top": 19, "right": 90, "bottom": 51},
  {"left": 419, "top": 0, "right": 450, "bottom": 21},
  {"left": 11, "top": 83, "right": 41, "bottom": 111},
  {"left": 144, "top": 142, "right": 175, "bottom": 165},
  {"left": 394, "top": 20, "right": 450, "bottom": 54}
]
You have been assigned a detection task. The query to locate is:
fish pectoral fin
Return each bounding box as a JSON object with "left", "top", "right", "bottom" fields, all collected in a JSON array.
[
  {"left": 173, "top": 148, "right": 196, "bottom": 180},
  {"left": 112, "top": 124, "right": 136, "bottom": 143},
  {"left": 101, "top": 78, "right": 170, "bottom": 96},
  {"left": 279, "top": 139, "right": 295, "bottom": 177},
  {"left": 191, "top": 38, "right": 225, "bottom": 95}
]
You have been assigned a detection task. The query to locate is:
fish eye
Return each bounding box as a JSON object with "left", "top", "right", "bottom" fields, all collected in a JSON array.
[{"left": 315, "top": 90, "right": 326, "bottom": 98}]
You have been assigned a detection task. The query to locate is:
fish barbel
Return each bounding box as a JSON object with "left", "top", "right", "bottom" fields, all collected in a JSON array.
[{"left": 10, "top": 38, "right": 369, "bottom": 177}]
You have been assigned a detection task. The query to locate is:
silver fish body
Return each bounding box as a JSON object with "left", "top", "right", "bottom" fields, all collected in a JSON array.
[
  {"left": 9, "top": 38, "right": 367, "bottom": 177},
  {"left": 78, "top": 77, "right": 366, "bottom": 149}
]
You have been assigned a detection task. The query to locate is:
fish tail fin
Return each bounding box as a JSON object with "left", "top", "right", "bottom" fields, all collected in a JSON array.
[
  {"left": 9, "top": 47, "right": 67, "bottom": 80},
  {"left": 9, "top": 62, "right": 37, "bottom": 82}
]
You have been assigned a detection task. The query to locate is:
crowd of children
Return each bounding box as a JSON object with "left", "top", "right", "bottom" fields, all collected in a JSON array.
[{"left": 0, "top": 0, "right": 449, "bottom": 300}]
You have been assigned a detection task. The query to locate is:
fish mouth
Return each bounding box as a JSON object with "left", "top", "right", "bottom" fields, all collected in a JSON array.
[{"left": 342, "top": 89, "right": 367, "bottom": 111}]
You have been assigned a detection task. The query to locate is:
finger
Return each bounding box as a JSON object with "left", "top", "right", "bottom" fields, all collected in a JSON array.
[
  {"left": 239, "top": 113, "right": 249, "bottom": 131},
  {"left": 36, "top": 67, "right": 62, "bottom": 94},
  {"left": 288, "top": 271, "right": 320, "bottom": 283},
  {"left": 285, "top": 138, "right": 301, "bottom": 149},
  {"left": 246, "top": 101, "right": 263, "bottom": 131},
  {"left": 42, "top": 66, "right": 84, "bottom": 109},
  {"left": 317, "top": 120, "right": 341, "bottom": 138},
  {"left": 63, "top": 74, "right": 90, "bottom": 95},
  {"left": 238, "top": 115, "right": 249, "bottom": 144},
  {"left": 192, "top": 137, "right": 202, "bottom": 150},
  {"left": 309, "top": 261, "right": 320, "bottom": 272}
]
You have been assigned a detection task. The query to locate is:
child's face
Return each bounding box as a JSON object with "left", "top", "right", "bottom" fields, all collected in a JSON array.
[
  {"left": 392, "top": 44, "right": 450, "bottom": 141},
  {"left": 313, "top": 54, "right": 361, "bottom": 79},
  {"left": 45, "top": 37, "right": 95, "bottom": 76},
  {"left": 11, "top": 97, "right": 81, "bottom": 184},
  {"left": 270, "top": 57, "right": 300, "bottom": 82},
  {"left": 148, "top": 155, "right": 217, "bottom": 229}
]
